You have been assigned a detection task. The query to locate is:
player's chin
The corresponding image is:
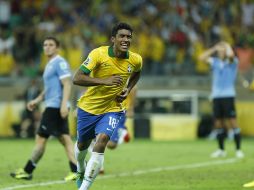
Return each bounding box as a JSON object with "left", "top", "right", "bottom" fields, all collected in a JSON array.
[
  {"left": 45, "top": 52, "right": 52, "bottom": 56},
  {"left": 119, "top": 46, "right": 129, "bottom": 52}
]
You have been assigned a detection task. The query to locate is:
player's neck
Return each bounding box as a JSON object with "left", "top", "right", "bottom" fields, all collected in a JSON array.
[
  {"left": 47, "top": 53, "right": 58, "bottom": 61},
  {"left": 113, "top": 47, "right": 127, "bottom": 58}
]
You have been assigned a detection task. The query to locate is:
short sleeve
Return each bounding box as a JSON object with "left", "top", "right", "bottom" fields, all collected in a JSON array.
[
  {"left": 134, "top": 55, "right": 143, "bottom": 72},
  {"left": 80, "top": 49, "right": 99, "bottom": 74},
  {"left": 57, "top": 61, "right": 71, "bottom": 79}
]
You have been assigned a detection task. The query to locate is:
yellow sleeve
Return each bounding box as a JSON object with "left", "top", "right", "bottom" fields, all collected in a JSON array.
[
  {"left": 134, "top": 55, "right": 143, "bottom": 72},
  {"left": 80, "top": 49, "right": 99, "bottom": 74}
]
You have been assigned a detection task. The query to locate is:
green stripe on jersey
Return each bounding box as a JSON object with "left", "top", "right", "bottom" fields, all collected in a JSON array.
[{"left": 80, "top": 65, "right": 91, "bottom": 74}]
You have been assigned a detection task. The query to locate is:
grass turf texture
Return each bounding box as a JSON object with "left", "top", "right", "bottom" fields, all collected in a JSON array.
[{"left": 1, "top": 138, "right": 254, "bottom": 190}]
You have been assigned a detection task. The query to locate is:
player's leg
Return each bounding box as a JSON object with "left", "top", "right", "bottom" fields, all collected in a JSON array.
[
  {"left": 10, "top": 108, "right": 52, "bottom": 180},
  {"left": 75, "top": 140, "right": 92, "bottom": 188},
  {"left": 224, "top": 97, "right": 244, "bottom": 158},
  {"left": 79, "top": 134, "right": 108, "bottom": 190},
  {"left": 211, "top": 98, "right": 227, "bottom": 158},
  {"left": 79, "top": 111, "right": 123, "bottom": 190},
  {"left": 107, "top": 141, "right": 118, "bottom": 149},
  {"left": 211, "top": 119, "right": 227, "bottom": 158},
  {"left": 58, "top": 134, "right": 78, "bottom": 181},
  {"left": 10, "top": 134, "right": 48, "bottom": 180},
  {"left": 101, "top": 114, "right": 128, "bottom": 173},
  {"left": 75, "top": 108, "right": 100, "bottom": 189},
  {"left": 227, "top": 118, "right": 244, "bottom": 158}
]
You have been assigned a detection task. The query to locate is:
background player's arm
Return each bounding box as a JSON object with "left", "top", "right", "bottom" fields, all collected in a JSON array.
[
  {"left": 73, "top": 69, "right": 123, "bottom": 86},
  {"left": 27, "top": 90, "right": 45, "bottom": 111},
  {"left": 220, "top": 42, "right": 235, "bottom": 62},
  {"left": 199, "top": 46, "right": 218, "bottom": 63},
  {"left": 60, "top": 77, "right": 71, "bottom": 118}
]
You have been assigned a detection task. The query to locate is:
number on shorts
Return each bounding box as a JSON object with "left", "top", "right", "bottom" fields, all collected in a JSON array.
[{"left": 109, "top": 116, "right": 119, "bottom": 129}]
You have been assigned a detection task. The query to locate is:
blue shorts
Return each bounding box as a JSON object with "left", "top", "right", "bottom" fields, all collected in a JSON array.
[
  {"left": 77, "top": 108, "right": 124, "bottom": 142},
  {"left": 110, "top": 113, "right": 126, "bottom": 143}
]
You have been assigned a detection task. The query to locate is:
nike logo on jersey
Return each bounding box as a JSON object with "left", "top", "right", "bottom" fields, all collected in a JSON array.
[
  {"left": 127, "top": 65, "right": 132, "bottom": 73},
  {"left": 106, "top": 128, "right": 113, "bottom": 131}
]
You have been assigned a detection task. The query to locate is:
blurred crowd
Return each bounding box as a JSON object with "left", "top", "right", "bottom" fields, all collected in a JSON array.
[{"left": 1, "top": 0, "right": 254, "bottom": 78}]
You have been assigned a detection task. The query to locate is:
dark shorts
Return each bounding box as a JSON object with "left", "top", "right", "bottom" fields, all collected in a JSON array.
[
  {"left": 37, "top": 107, "right": 69, "bottom": 138},
  {"left": 213, "top": 97, "right": 236, "bottom": 119}
]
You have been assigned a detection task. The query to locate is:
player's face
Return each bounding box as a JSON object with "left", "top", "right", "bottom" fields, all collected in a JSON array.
[
  {"left": 112, "top": 29, "right": 132, "bottom": 52},
  {"left": 217, "top": 46, "right": 227, "bottom": 59},
  {"left": 43, "top": 40, "right": 58, "bottom": 57}
]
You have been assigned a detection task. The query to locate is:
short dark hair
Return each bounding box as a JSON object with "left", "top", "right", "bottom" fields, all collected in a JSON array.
[
  {"left": 44, "top": 36, "right": 60, "bottom": 47},
  {"left": 111, "top": 22, "right": 133, "bottom": 37}
]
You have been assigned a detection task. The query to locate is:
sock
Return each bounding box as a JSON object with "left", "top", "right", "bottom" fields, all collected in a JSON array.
[
  {"left": 75, "top": 142, "right": 88, "bottom": 173},
  {"left": 216, "top": 128, "right": 226, "bottom": 150},
  {"left": 233, "top": 128, "right": 241, "bottom": 150},
  {"left": 24, "top": 160, "right": 36, "bottom": 174},
  {"left": 69, "top": 161, "right": 77, "bottom": 173},
  {"left": 79, "top": 152, "right": 104, "bottom": 190}
]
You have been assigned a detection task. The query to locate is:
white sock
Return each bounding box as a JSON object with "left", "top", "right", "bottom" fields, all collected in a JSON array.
[
  {"left": 74, "top": 142, "right": 88, "bottom": 173},
  {"left": 79, "top": 152, "right": 104, "bottom": 190}
]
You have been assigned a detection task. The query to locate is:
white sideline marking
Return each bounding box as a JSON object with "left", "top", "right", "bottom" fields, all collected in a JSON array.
[{"left": 1, "top": 158, "right": 238, "bottom": 190}]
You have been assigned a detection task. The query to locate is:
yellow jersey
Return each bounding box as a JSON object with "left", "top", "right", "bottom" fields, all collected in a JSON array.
[
  {"left": 122, "top": 86, "right": 137, "bottom": 117},
  {"left": 77, "top": 46, "right": 142, "bottom": 115}
]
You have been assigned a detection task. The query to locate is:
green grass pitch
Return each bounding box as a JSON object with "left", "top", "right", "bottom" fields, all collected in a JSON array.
[{"left": 1, "top": 138, "right": 254, "bottom": 190}]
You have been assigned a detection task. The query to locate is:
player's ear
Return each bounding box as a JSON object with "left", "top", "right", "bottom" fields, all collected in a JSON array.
[{"left": 111, "top": 36, "right": 115, "bottom": 43}]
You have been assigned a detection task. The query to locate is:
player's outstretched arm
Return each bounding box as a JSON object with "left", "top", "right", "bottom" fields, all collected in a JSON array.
[{"left": 73, "top": 69, "right": 123, "bottom": 87}]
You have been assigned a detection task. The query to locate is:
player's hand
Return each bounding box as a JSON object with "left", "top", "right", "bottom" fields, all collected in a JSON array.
[
  {"left": 27, "top": 100, "right": 37, "bottom": 111},
  {"left": 116, "top": 88, "right": 129, "bottom": 103},
  {"left": 104, "top": 75, "right": 123, "bottom": 86},
  {"left": 60, "top": 105, "right": 69, "bottom": 119}
]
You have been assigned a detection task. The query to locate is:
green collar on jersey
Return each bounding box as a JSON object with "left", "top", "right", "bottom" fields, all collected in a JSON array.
[{"left": 108, "top": 46, "right": 129, "bottom": 59}]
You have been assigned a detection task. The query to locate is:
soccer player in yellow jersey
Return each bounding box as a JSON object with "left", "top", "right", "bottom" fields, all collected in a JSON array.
[
  {"left": 88, "top": 86, "right": 137, "bottom": 174},
  {"left": 72, "top": 23, "right": 142, "bottom": 190}
]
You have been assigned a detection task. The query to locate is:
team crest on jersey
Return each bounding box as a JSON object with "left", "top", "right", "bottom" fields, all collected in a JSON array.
[
  {"left": 127, "top": 65, "right": 132, "bottom": 73},
  {"left": 83, "top": 57, "right": 91, "bottom": 65},
  {"left": 60, "top": 61, "right": 67, "bottom": 69}
]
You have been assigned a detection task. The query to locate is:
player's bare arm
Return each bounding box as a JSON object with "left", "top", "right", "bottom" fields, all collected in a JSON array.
[
  {"left": 116, "top": 71, "right": 141, "bottom": 103},
  {"left": 73, "top": 69, "right": 123, "bottom": 86},
  {"left": 199, "top": 45, "right": 218, "bottom": 63},
  {"left": 60, "top": 77, "right": 71, "bottom": 118},
  {"left": 27, "top": 90, "right": 45, "bottom": 111},
  {"left": 221, "top": 42, "right": 235, "bottom": 61}
]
